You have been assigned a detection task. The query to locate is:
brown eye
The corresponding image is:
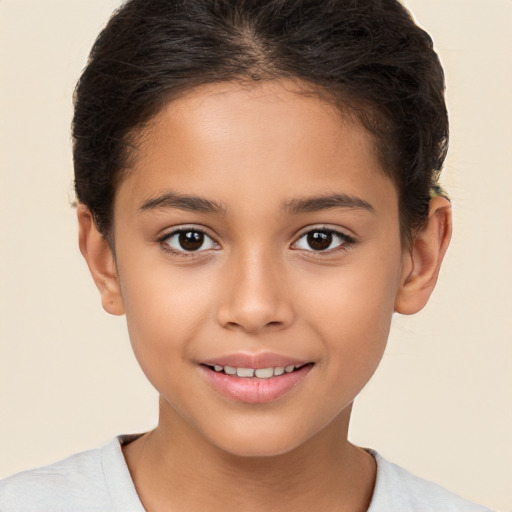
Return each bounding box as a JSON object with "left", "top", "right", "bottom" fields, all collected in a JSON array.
[
  {"left": 293, "top": 229, "right": 352, "bottom": 252},
  {"left": 307, "top": 231, "right": 333, "bottom": 251},
  {"left": 162, "top": 229, "right": 218, "bottom": 253},
  {"left": 179, "top": 231, "right": 204, "bottom": 251}
]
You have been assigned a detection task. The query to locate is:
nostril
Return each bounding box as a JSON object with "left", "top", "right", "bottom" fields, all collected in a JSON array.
[
  {"left": 216, "top": 286, "right": 295, "bottom": 333},
  {"left": 221, "top": 320, "right": 283, "bottom": 335}
]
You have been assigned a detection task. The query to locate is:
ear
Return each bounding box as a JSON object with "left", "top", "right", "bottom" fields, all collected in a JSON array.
[
  {"left": 394, "top": 196, "right": 452, "bottom": 315},
  {"left": 77, "top": 204, "right": 125, "bottom": 316}
]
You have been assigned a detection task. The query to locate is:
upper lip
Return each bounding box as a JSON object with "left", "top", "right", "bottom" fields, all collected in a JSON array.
[{"left": 200, "top": 352, "right": 311, "bottom": 369}]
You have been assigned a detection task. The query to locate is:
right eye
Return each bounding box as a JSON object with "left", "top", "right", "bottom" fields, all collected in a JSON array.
[{"left": 161, "top": 229, "right": 219, "bottom": 253}]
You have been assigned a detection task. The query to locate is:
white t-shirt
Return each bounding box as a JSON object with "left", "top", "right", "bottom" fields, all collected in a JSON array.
[{"left": 0, "top": 436, "right": 494, "bottom": 512}]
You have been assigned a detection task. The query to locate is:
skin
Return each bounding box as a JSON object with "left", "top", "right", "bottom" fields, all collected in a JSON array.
[{"left": 78, "top": 80, "right": 451, "bottom": 512}]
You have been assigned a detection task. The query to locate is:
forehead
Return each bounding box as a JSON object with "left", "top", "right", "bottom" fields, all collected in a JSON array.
[{"left": 118, "top": 80, "right": 397, "bottom": 217}]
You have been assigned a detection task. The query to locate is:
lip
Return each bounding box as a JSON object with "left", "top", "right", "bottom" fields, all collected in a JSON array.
[{"left": 199, "top": 353, "right": 314, "bottom": 404}]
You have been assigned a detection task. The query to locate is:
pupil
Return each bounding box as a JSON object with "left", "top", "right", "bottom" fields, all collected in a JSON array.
[
  {"left": 179, "top": 231, "right": 204, "bottom": 251},
  {"left": 307, "top": 231, "right": 332, "bottom": 251}
]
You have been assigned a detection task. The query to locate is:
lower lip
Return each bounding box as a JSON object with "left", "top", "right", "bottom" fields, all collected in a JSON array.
[{"left": 200, "top": 364, "right": 313, "bottom": 404}]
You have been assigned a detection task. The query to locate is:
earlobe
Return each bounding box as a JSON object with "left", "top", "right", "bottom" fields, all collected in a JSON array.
[
  {"left": 77, "top": 204, "right": 125, "bottom": 316},
  {"left": 394, "top": 196, "right": 452, "bottom": 315}
]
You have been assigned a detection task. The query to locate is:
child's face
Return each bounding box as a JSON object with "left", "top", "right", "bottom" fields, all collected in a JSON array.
[{"left": 110, "top": 81, "right": 408, "bottom": 456}]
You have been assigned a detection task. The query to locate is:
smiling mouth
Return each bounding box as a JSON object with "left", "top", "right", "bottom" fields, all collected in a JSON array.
[
  {"left": 200, "top": 361, "right": 314, "bottom": 403},
  {"left": 203, "top": 363, "right": 313, "bottom": 379}
]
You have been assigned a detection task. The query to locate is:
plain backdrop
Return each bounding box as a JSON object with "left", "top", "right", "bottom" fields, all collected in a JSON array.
[{"left": 0, "top": 1, "right": 511, "bottom": 510}]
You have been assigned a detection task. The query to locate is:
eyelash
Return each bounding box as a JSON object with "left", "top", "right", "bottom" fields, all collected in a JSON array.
[
  {"left": 158, "top": 227, "right": 219, "bottom": 259},
  {"left": 157, "top": 226, "right": 355, "bottom": 258},
  {"left": 292, "top": 227, "right": 355, "bottom": 255}
]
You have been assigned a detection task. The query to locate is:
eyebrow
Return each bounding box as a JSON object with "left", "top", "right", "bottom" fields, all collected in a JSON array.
[
  {"left": 139, "top": 192, "right": 226, "bottom": 215},
  {"left": 139, "top": 191, "right": 374, "bottom": 216},
  {"left": 282, "top": 193, "right": 375, "bottom": 215}
]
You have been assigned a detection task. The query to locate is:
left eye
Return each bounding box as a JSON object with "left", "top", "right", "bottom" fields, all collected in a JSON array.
[
  {"left": 162, "top": 230, "right": 218, "bottom": 252},
  {"left": 293, "top": 229, "right": 350, "bottom": 252}
]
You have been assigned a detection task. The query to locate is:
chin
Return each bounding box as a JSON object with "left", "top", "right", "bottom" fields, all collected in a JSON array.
[
  {"left": 218, "top": 439, "right": 301, "bottom": 459},
  {"left": 205, "top": 420, "right": 315, "bottom": 459}
]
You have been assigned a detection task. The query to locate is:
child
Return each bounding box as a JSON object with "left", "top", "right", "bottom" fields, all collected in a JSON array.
[{"left": 0, "top": 0, "right": 495, "bottom": 510}]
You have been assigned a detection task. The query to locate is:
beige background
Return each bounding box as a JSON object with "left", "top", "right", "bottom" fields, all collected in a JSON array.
[{"left": 0, "top": 0, "right": 510, "bottom": 510}]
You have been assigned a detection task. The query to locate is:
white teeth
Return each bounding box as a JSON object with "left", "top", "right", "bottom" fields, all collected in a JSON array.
[
  {"left": 210, "top": 363, "right": 306, "bottom": 378},
  {"left": 236, "top": 367, "right": 255, "bottom": 378},
  {"left": 254, "top": 367, "right": 274, "bottom": 379}
]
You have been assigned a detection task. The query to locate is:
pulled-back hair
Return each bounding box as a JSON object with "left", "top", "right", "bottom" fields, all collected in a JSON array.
[{"left": 73, "top": 0, "right": 448, "bottom": 242}]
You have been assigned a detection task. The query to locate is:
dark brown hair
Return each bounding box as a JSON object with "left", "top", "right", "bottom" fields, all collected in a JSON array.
[{"left": 73, "top": 0, "right": 448, "bottom": 242}]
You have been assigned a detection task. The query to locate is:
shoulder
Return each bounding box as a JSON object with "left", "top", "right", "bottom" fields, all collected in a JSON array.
[
  {"left": 367, "top": 450, "right": 495, "bottom": 512},
  {"left": 0, "top": 445, "right": 109, "bottom": 512},
  {"left": 0, "top": 437, "right": 143, "bottom": 512}
]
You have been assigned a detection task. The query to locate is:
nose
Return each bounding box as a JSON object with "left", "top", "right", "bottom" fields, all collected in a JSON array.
[{"left": 216, "top": 249, "right": 295, "bottom": 334}]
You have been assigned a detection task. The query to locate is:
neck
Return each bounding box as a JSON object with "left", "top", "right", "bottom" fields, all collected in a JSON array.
[{"left": 123, "top": 401, "right": 376, "bottom": 512}]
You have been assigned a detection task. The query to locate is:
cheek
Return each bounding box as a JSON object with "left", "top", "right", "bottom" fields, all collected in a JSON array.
[
  {"left": 117, "top": 259, "right": 216, "bottom": 368},
  {"left": 296, "top": 268, "right": 399, "bottom": 418},
  {"left": 298, "top": 252, "right": 402, "bottom": 363}
]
